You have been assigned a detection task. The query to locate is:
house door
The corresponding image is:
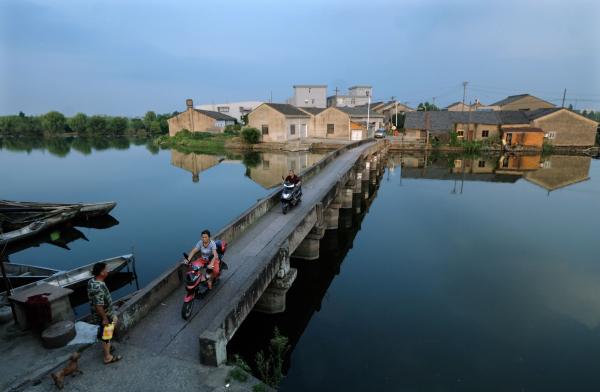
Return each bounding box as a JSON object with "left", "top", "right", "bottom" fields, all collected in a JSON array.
[
  {"left": 506, "top": 133, "right": 513, "bottom": 145},
  {"left": 300, "top": 124, "right": 307, "bottom": 138},
  {"left": 467, "top": 130, "right": 474, "bottom": 141}
]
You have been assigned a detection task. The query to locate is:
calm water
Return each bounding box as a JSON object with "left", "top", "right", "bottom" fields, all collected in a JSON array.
[{"left": 2, "top": 138, "right": 600, "bottom": 390}]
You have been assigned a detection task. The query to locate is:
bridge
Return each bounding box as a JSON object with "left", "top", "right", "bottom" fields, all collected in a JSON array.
[{"left": 115, "top": 139, "right": 387, "bottom": 366}]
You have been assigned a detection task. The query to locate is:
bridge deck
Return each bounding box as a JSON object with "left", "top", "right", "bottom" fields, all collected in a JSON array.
[{"left": 124, "top": 142, "right": 375, "bottom": 361}]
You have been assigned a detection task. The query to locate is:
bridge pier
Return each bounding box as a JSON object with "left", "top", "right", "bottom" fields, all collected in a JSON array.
[
  {"left": 254, "top": 248, "right": 297, "bottom": 314},
  {"left": 199, "top": 329, "right": 227, "bottom": 367},
  {"left": 292, "top": 223, "right": 325, "bottom": 260},
  {"left": 324, "top": 203, "right": 340, "bottom": 230}
]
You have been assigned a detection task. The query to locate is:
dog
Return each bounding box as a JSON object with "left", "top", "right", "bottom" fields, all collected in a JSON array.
[{"left": 51, "top": 352, "right": 83, "bottom": 389}]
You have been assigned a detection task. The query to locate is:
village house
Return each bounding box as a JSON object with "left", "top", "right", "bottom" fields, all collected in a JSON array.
[
  {"left": 484, "top": 94, "right": 556, "bottom": 111},
  {"left": 524, "top": 155, "right": 592, "bottom": 192},
  {"left": 444, "top": 100, "right": 484, "bottom": 111},
  {"left": 168, "top": 99, "right": 237, "bottom": 136},
  {"left": 404, "top": 108, "right": 598, "bottom": 148},
  {"left": 304, "top": 106, "right": 385, "bottom": 140},
  {"left": 372, "top": 101, "right": 415, "bottom": 126},
  {"left": 247, "top": 103, "right": 311, "bottom": 142}
]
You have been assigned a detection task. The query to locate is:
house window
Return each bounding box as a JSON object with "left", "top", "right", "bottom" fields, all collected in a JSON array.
[
  {"left": 327, "top": 124, "right": 335, "bottom": 134},
  {"left": 454, "top": 159, "right": 462, "bottom": 168},
  {"left": 261, "top": 125, "right": 269, "bottom": 135},
  {"left": 262, "top": 160, "right": 269, "bottom": 169},
  {"left": 457, "top": 130, "right": 464, "bottom": 138},
  {"left": 481, "top": 130, "right": 489, "bottom": 138},
  {"left": 290, "top": 124, "right": 296, "bottom": 135},
  {"left": 478, "top": 160, "right": 486, "bottom": 168},
  {"left": 217, "top": 106, "right": 229, "bottom": 113},
  {"left": 545, "top": 131, "right": 556, "bottom": 139},
  {"left": 351, "top": 98, "right": 356, "bottom": 105},
  {"left": 541, "top": 160, "right": 552, "bottom": 169}
]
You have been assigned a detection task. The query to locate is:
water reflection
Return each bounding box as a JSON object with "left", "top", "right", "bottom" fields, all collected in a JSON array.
[
  {"left": 170, "top": 150, "right": 224, "bottom": 183},
  {"left": 244, "top": 151, "right": 325, "bottom": 188},
  {"left": 0, "top": 135, "right": 152, "bottom": 156},
  {"left": 169, "top": 150, "right": 326, "bottom": 188},
  {"left": 393, "top": 152, "right": 593, "bottom": 193}
]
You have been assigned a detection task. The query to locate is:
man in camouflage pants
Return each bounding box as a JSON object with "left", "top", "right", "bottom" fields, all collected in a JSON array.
[{"left": 87, "top": 262, "right": 122, "bottom": 364}]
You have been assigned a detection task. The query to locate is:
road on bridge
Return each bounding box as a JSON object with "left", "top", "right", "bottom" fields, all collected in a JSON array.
[{"left": 124, "top": 142, "right": 377, "bottom": 362}]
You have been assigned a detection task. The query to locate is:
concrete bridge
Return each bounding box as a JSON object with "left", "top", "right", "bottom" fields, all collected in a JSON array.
[{"left": 115, "top": 140, "right": 388, "bottom": 366}]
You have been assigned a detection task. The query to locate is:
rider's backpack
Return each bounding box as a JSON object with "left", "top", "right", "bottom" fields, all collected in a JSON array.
[{"left": 215, "top": 240, "right": 227, "bottom": 256}]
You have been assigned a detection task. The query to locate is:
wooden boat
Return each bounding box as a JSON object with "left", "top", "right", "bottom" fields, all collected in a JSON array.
[
  {"left": 0, "top": 200, "right": 116, "bottom": 246},
  {"left": 0, "top": 209, "right": 80, "bottom": 246},
  {"left": 1, "top": 254, "right": 134, "bottom": 304},
  {"left": 0, "top": 262, "right": 60, "bottom": 291}
]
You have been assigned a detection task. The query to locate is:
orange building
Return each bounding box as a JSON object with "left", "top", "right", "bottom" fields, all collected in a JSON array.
[{"left": 501, "top": 127, "right": 544, "bottom": 149}]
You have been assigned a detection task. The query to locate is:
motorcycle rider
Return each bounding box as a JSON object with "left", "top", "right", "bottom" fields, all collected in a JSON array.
[
  {"left": 185, "top": 229, "right": 220, "bottom": 289},
  {"left": 284, "top": 169, "right": 301, "bottom": 186}
]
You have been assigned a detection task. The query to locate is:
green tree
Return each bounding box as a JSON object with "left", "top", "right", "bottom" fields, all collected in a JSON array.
[
  {"left": 241, "top": 127, "right": 260, "bottom": 144},
  {"left": 69, "top": 113, "right": 88, "bottom": 133},
  {"left": 144, "top": 111, "right": 157, "bottom": 128},
  {"left": 129, "top": 118, "right": 145, "bottom": 132},
  {"left": 149, "top": 120, "right": 162, "bottom": 134},
  {"left": 417, "top": 102, "right": 440, "bottom": 111},
  {"left": 107, "top": 116, "right": 129, "bottom": 135},
  {"left": 88, "top": 115, "right": 107, "bottom": 134},
  {"left": 41, "top": 111, "right": 66, "bottom": 135}
]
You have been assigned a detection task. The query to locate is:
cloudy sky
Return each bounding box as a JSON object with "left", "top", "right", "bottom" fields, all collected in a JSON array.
[{"left": 1, "top": 0, "right": 599, "bottom": 116}]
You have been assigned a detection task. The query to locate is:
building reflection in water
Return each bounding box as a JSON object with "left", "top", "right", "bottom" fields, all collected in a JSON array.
[
  {"left": 392, "top": 152, "right": 592, "bottom": 195},
  {"left": 245, "top": 151, "right": 326, "bottom": 188},
  {"left": 170, "top": 150, "right": 224, "bottom": 183}
]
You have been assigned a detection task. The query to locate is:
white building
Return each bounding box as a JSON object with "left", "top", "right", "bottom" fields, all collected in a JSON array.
[
  {"left": 195, "top": 101, "right": 264, "bottom": 123},
  {"left": 327, "top": 85, "right": 373, "bottom": 108},
  {"left": 288, "top": 85, "right": 328, "bottom": 108}
]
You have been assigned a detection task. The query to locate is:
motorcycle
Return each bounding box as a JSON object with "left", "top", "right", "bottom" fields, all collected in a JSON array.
[
  {"left": 281, "top": 178, "right": 302, "bottom": 214},
  {"left": 181, "top": 239, "right": 228, "bottom": 320}
]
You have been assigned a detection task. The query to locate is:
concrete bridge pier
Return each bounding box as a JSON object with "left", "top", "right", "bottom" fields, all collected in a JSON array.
[
  {"left": 324, "top": 203, "right": 340, "bottom": 230},
  {"left": 254, "top": 247, "right": 297, "bottom": 314},
  {"left": 362, "top": 161, "right": 371, "bottom": 182},
  {"left": 293, "top": 223, "right": 325, "bottom": 260}
]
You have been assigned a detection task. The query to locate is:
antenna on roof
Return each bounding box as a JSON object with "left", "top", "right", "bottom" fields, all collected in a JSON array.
[{"left": 561, "top": 88, "right": 567, "bottom": 108}]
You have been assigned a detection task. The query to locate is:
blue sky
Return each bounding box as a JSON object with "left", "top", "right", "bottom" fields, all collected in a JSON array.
[{"left": 1, "top": 0, "right": 599, "bottom": 116}]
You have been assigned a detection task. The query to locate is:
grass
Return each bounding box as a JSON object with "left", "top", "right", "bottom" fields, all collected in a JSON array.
[
  {"left": 226, "top": 354, "right": 252, "bottom": 384},
  {"left": 252, "top": 384, "right": 268, "bottom": 392},
  {"left": 153, "top": 129, "right": 234, "bottom": 154}
]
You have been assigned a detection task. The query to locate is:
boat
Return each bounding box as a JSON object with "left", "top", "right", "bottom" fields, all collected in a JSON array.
[
  {"left": 0, "top": 262, "right": 60, "bottom": 291},
  {"left": 1, "top": 254, "right": 135, "bottom": 305},
  {"left": 0, "top": 209, "right": 80, "bottom": 246},
  {"left": 0, "top": 200, "right": 116, "bottom": 246}
]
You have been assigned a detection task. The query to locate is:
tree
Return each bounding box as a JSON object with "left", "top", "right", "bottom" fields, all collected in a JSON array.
[
  {"left": 417, "top": 102, "right": 440, "bottom": 112},
  {"left": 69, "top": 113, "right": 88, "bottom": 133},
  {"left": 144, "top": 111, "right": 157, "bottom": 128},
  {"left": 129, "top": 118, "right": 145, "bottom": 132},
  {"left": 88, "top": 115, "right": 107, "bottom": 134},
  {"left": 41, "top": 111, "right": 66, "bottom": 135},
  {"left": 149, "top": 120, "right": 162, "bottom": 134},
  {"left": 107, "top": 116, "right": 129, "bottom": 134},
  {"left": 241, "top": 127, "right": 260, "bottom": 144}
]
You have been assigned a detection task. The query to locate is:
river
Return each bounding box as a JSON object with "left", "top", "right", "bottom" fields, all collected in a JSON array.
[{"left": 1, "top": 138, "right": 600, "bottom": 390}]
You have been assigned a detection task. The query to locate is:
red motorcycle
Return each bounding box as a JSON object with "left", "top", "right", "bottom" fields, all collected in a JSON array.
[{"left": 181, "top": 240, "right": 228, "bottom": 320}]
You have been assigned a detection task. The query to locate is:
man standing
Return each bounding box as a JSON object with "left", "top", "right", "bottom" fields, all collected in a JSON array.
[{"left": 87, "top": 262, "right": 122, "bottom": 364}]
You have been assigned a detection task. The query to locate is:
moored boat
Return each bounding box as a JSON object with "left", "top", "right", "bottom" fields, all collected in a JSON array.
[
  {"left": 1, "top": 254, "right": 135, "bottom": 304},
  {"left": 0, "top": 262, "right": 60, "bottom": 291}
]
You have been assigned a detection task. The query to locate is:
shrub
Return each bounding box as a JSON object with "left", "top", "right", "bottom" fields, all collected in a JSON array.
[
  {"left": 41, "top": 111, "right": 66, "bottom": 135},
  {"left": 255, "top": 327, "right": 289, "bottom": 388},
  {"left": 241, "top": 127, "right": 261, "bottom": 144}
]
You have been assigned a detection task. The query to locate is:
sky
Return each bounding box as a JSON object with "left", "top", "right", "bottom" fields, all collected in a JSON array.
[{"left": 1, "top": 0, "right": 599, "bottom": 116}]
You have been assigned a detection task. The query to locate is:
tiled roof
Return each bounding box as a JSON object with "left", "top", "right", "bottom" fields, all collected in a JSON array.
[
  {"left": 338, "top": 106, "right": 384, "bottom": 118},
  {"left": 264, "top": 103, "right": 310, "bottom": 117},
  {"left": 298, "top": 107, "right": 325, "bottom": 115},
  {"left": 490, "top": 94, "right": 555, "bottom": 108},
  {"left": 194, "top": 109, "right": 237, "bottom": 121},
  {"left": 525, "top": 107, "right": 562, "bottom": 120}
]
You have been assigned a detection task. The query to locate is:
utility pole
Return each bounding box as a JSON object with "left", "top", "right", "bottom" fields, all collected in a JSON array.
[
  {"left": 561, "top": 88, "right": 567, "bottom": 108},
  {"left": 270, "top": 91, "right": 273, "bottom": 104},
  {"left": 366, "top": 90, "right": 371, "bottom": 138},
  {"left": 462, "top": 81, "right": 468, "bottom": 111},
  {"left": 432, "top": 96, "right": 436, "bottom": 110},
  {"left": 391, "top": 96, "right": 397, "bottom": 128}
]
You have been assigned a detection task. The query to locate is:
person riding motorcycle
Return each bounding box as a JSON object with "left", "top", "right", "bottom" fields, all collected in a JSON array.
[
  {"left": 185, "top": 229, "right": 220, "bottom": 289},
  {"left": 284, "top": 170, "right": 301, "bottom": 187}
]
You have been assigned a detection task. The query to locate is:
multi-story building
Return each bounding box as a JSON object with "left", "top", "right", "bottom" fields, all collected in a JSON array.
[
  {"left": 327, "top": 85, "right": 373, "bottom": 108},
  {"left": 194, "top": 101, "right": 263, "bottom": 123},
  {"left": 288, "top": 85, "right": 328, "bottom": 108}
]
